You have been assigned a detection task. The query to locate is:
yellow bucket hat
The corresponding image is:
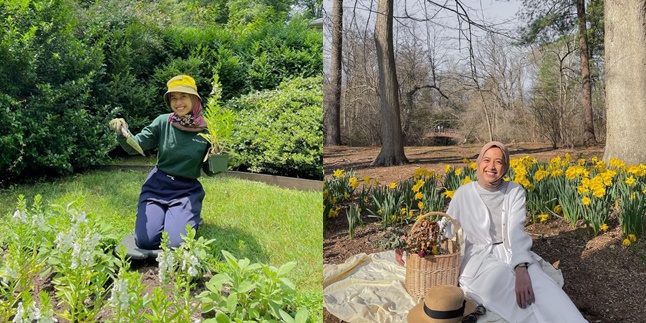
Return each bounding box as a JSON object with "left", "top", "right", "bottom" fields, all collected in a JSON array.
[{"left": 164, "top": 75, "right": 202, "bottom": 105}]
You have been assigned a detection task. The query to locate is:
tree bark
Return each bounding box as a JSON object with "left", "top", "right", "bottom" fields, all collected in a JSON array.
[
  {"left": 372, "top": 0, "right": 408, "bottom": 166},
  {"left": 323, "top": 0, "right": 342, "bottom": 146},
  {"left": 603, "top": 0, "right": 646, "bottom": 165},
  {"left": 577, "top": 0, "right": 597, "bottom": 146}
]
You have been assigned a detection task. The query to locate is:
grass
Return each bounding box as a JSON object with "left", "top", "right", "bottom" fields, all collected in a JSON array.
[{"left": 0, "top": 169, "right": 322, "bottom": 315}]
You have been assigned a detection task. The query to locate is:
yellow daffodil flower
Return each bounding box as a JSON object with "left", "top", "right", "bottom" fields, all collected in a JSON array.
[
  {"left": 389, "top": 182, "right": 397, "bottom": 189},
  {"left": 349, "top": 177, "right": 359, "bottom": 189},
  {"left": 333, "top": 169, "right": 344, "bottom": 178},
  {"left": 623, "top": 238, "right": 631, "bottom": 247},
  {"left": 629, "top": 234, "right": 637, "bottom": 243},
  {"left": 600, "top": 223, "right": 608, "bottom": 232}
]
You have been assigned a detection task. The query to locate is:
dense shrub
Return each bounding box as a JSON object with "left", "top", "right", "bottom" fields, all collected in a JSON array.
[
  {"left": 227, "top": 76, "right": 323, "bottom": 180},
  {"left": 0, "top": 0, "right": 114, "bottom": 184}
]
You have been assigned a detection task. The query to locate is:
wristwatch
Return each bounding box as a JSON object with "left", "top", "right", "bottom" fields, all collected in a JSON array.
[{"left": 515, "top": 262, "right": 530, "bottom": 269}]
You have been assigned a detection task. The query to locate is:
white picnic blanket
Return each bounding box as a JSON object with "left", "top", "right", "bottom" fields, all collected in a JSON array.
[{"left": 323, "top": 250, "right": 564, "bottom": 323}]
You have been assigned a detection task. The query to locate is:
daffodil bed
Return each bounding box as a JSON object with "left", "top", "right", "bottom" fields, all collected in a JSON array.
[{"left": 323, "top": 143, "right": 646, "bottom": 323}]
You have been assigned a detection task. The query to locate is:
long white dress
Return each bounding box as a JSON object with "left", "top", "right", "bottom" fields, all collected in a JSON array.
[{"left": 444, "top": 181, "right": 587, "bottom": 323}]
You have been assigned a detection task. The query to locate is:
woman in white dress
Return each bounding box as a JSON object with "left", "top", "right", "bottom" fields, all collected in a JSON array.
[{"left": 400, "top": 141, "right": 587, "bottom": 322}]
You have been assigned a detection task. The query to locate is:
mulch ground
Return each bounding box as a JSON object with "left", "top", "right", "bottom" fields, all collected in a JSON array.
[{"left": 323, "top": 143, "right": 646, "bottom": 323}]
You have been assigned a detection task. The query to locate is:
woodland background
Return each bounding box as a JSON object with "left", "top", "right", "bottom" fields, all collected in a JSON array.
[{"left": 322, "top": 0, "right": 644, "bottom": 166}]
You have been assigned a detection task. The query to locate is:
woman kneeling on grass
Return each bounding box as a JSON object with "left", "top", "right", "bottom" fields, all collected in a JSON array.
[
  {"left": 109, "top": 74, "right": 211, "bottom": 249},
  {"left": 397, "top": 141, "right": 587, "bottom": 323}
]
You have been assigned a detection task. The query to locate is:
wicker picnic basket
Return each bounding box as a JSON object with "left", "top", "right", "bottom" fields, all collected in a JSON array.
[{"left": 404, "top": 212, "right": 461, "bottom": 299}]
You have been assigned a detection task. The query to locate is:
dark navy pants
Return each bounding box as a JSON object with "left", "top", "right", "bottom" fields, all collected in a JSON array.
[{"left": 134, "top": 167, "right": 204, "bottom": 249}]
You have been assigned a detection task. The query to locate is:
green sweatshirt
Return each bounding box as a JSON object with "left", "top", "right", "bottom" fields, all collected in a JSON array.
[{"left": 117, "top": 114, "right": 210, "bottom": 179}]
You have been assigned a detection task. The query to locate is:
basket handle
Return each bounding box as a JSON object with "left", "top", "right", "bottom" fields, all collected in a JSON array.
[{"left": 409, "top": 211, "right": 459, "bottom": 249}]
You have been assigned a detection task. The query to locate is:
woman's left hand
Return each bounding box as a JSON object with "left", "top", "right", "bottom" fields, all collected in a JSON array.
[
  {"left": 395, "top": 248, "right": 405, "bottom": 266},
  {"left": 514, "top": 266, "right": 534, "bottom": 309}
]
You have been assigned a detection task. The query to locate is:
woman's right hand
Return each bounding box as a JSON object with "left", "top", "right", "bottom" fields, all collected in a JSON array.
[
  {"left": 395, "top": 249, "right": 405, "bottom": 266},
  {"left": 109, "top": 118, "right": 128, "bottom": 134}
]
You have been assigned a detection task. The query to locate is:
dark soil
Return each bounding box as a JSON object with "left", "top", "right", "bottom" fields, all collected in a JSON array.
[{"left": 323, "top": 143, "right": 646, "bottom": 323}]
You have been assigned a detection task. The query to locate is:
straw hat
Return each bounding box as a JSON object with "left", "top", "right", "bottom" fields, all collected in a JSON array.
[
  {"left": 164, "top": 75, "right": 202, "bottom": 105},
  {"left": 407, "top": 285, "right": 477, "bottom": 323}
]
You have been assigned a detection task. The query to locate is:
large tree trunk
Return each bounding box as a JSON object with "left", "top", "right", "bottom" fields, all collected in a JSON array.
[
  {"left": 577, "top": 0, "right": 597, "bottom": 146},
  {"left": 373, "top": 0, "right": 408, "bottom": 166},
  {"left": 603, "top": 0, "right": 646, "bottom": 164},
  {"left": 323, "top": 0, "right": 342, "bottom": 146}
]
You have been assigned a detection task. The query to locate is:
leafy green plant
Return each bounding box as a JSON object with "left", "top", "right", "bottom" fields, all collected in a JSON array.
[
  {"left": 199, "top": 74, "right": 235, "bottom": 158},
  {"left": 154, "top": 228, "right": 216, "bottom": 322},
  {"left": 106, "top": 247, "right": 151, "bottom": 323},
  {"left": 346, "top": 203, "right": 363, "bottom": 239},
  {"left": 46, "top": 205, "right": 116, "bottom": 322},
  {"left": 198, "top": 250, "right": 308, "bottom": 323}
]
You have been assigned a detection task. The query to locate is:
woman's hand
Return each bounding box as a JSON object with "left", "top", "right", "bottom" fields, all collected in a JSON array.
[
  {"left": 515, "top": 266, "right": 534, "bottom": 309},
  {"left": 109, "top": 118, "right": 128, "bottom": 135},
  {"left": 395, "top": 248, "right": 405, "bottom": 266}
]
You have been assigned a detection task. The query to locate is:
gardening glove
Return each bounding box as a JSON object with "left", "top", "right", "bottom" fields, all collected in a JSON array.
[{"left": 109, "top": 118, "right": 128, "bottom": 135}]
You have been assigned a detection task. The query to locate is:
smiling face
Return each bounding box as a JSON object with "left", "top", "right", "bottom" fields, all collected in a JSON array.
[
  {"left": 168, "top": 92, "right": 196, "bottom": 118},
  {"left": 479, "top": 147, "right": 505, "bottom": 183}
]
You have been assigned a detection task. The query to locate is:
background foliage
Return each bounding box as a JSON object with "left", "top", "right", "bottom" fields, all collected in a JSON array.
[
  {"left": 0, "top": 0, "right": 323, "bottom": 184},
  {"left": 228, "top": 76, "right": 323, "bottom": 179}
]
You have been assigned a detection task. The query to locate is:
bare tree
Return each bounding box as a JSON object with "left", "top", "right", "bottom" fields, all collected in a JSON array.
[
  {"left": 372, "top": 0, "right": 408, "bottom": 166},
  {"left": 576, "top": 0, "right": 596, "bottom": 146},
  {"left": 530, "top": 39, "right": 579, "bottom": 148},
  {"left": 603, "top": 0, "right": 646, "bottom": 165},
  {"left": 323, "top": 0, "right": 343, "bottom": 146}
]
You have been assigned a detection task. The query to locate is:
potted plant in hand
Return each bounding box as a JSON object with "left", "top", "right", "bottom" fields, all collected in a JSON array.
[{"left": 199, "top": 75, "right": 234, "bottom": 175}]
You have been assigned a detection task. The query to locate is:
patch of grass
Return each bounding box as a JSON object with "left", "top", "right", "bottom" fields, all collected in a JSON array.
[
  {"left": 107, "top": 155, "right": 158, "bottom": 166},
  {"left": 0, "top": 169, "right": 322, "bottom": 295}
]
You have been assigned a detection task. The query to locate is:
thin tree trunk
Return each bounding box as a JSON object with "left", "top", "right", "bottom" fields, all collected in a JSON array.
[
  {"left": 323, "top": 0, "right": 342, "bottom": 146},
  {"left": 577, "top": 0, "right": 597, "bottom": 146},
  {"left": 603, "top": 0, "right": 646, "bottom": 165},
  {"left": 373, "top": 0, "right": 408, "bottom": 166}
]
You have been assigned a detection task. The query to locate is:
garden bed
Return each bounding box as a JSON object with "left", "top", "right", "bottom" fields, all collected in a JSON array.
[{"left": 323, "top": 142, "right": 646, "bottom": 323}]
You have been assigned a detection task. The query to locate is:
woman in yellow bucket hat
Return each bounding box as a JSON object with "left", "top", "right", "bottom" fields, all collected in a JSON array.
[{"left": 109, "top": 74, "right": 211, "bottom": 251}]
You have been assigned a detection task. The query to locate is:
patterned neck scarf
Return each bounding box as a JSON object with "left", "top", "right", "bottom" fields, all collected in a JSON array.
[{"left": 168, "top": 97, "right": 207, "bottom": 132}]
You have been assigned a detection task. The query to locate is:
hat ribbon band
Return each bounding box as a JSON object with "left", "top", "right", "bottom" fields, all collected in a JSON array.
[
  {"left": 423, "top": 300, "right": 465, "bottom": 319},
  {"left": 167, "top": 79, "right": 196, "bottom": 90}
]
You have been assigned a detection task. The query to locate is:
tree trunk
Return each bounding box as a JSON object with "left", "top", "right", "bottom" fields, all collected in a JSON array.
[
  {"left": 603, "top": 0, "right": 646, "bottom": 165},
  {"left": 323, "top": 0, "right": 342, "bottom": 146},
  {"left": 373, "top": 0, "right": 408, "bottom": 166},
  {"left": 577, "top": 0, "right": 597, "bottom": 146}
]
